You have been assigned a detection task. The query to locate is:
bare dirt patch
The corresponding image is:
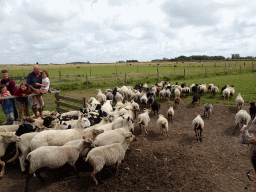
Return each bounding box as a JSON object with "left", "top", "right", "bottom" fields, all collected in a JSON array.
[{"left": 1, "top": 102, "right": 254, "bottom": 192}]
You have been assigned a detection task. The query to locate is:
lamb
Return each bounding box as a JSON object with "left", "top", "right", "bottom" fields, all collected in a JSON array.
[
  {"left": 64, "top": 129, "right": 104, "bottom": 157},
  {"left": 131, "top": 100, "right": 140, "bottom": 118},
  {"left": 210, "top": 86, "right": 219, "bottom": 97},
  {"left": 159, "top": 89, "right": 166, "bottom": 99},
  {"left": 88, "top": 97, "right": 101, "bottom": 110},
  {"left": 24, "top": 137, "right": 94, "bottom": 192},
  {"left": 137, "top": 109, "right": 151, "bottom": 135},
  {"left": 192, "top": 114, "right": 204, "bottom": 142},
  {"left": 105, "top": 91, "right": 114, "bottom": 101},
  {"left": 93, "top": 116, "right": 134, "bottom": 147},
  {"left": 0, "top": 132, "right": 20, "bottom": 178},
  {"left": 234, "top": 109, "right": 251, "bottom": 134},
  {"left": 203, "top": 103, "right": 213, "bottom": 119},
  {"left": 115, "top": 98, "right": 125, "bottom": 111},
  {"left": 174, "top": 96, "right": 181, "bottom": 109},
  {"left": 174, "top": 88, "right": 181, "bottom": 97},
  {"left": 6, "top": 132, "right": 40, "bottom": 172},
  {"left": 96, "top": 89, "right": 107, "bottom": 104},
  {"left": 151, "top": 100, "right": 160, "bottom": 116},
  {"left": 167, "top": 105, "right": 174, "bottom": 123},
  {"left": 84, "top": 133, "right": 135, "bottom": 185},
  {"left": 228, "top": 86, "right": 235, "bottom": 97},
  {"left": 235, "top": 93, "right": 244, "bottom": 109},
  {"left": 156, "top": 114, "right": 168, "bottom": 136},
  {"left": 30, "top": 116, "right": 91, "bottom": 151},
  {"left": 208, "top": 84, "right": 214, "bottom": 91},
  {"left": 223, "top": 88, "right": 230, "bottom": 100},
  {"left": 120, "top": 86, "right": 129, "bottom": 100},
  {"left": 199, "top": 83, "right": 207, "bottom": 94},
  {"left": 192, "top": 92, "right": 201, "bottom": 105},
  {"left": 250, "top": 102, "right": 256, "bottom": 120}
]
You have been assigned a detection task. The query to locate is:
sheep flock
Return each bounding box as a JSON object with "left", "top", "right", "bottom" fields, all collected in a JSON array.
[{"left": 0, "top": 81, "right": 255, "bottom": 191}]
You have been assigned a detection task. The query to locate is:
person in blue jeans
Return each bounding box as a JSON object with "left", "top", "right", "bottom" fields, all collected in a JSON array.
[{"left": 0, "top": 85, "right": 14, "bottom": 125}]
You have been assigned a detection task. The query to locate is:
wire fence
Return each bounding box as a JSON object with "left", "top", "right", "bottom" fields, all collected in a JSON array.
[{"left": 0, "top": 61, "right": 255, "bottom": 87}]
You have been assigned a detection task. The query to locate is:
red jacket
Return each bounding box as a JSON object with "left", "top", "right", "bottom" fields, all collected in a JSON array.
[{"left": 13, "top": 88, "right": 32, "bottom": 102}]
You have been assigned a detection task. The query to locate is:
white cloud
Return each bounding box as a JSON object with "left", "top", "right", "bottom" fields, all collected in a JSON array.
[{"left": 1, "top": 0, "right": 256, "bottom": 64}]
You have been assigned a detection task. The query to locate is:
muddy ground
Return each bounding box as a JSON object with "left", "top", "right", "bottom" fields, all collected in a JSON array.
[{"left": 1, "top": 101, "right": 255, "bottom": 192}]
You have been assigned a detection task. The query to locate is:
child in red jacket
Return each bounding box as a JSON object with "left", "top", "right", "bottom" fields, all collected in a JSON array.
[{"left": 13, "top": 83, "right": 32, "bottom": 120}]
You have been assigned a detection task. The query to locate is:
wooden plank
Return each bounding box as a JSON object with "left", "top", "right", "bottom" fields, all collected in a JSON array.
[
  {"left": 55, "top": 95, "right": 84, "bottom": 104},
  {"left": 56, "top": 107, "right": 70, "bottom": 113},
  {"left": 55, "top": 101, "right": 81, "bottom": 110}
]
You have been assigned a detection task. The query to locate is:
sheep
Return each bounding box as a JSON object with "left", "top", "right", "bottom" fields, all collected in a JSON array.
[
  {"left": 101, "top": 100, "right": 113, "bottom": 114},
  {"left": 140, "top": 92, "right": 148, "bottom": 105},
  {"left": 210, "top": 86, "right": 219, "bottom": 97},
  {"left": 115, "top": 92, "right": 123, "bottom": 102},
  {"left": 239, "top": 125, "right": 255, "bottom": 144},
  {"left": 6, "top": 132, "right": 40, "bottom": 172},
  {"left": 208, "top": 84, "right": 214, "bottom": 91},
  {"left": 0, "top": 124, "right": 20, "bottom": 133},
  {"left": 93, "top": 116, "right": 134, "bottom": 147},
  {"left": 115, "top": 98, "right": 125, "bottom": 111},
  {"left": 96, "top": 89, "right": 107, "bottom": 104},
  {"left": 235, "top": 93, "right": 244, "bottom": 109},
  {"left": 137, "top": 109, "right": 151, "bottom": 135},
  {"left": 192, "top": 92, "right": 201, "bottom": 105},
  {"left": 159, "top": 89, "right": 166, "bottom": 99},
  {"left": 60, "top": 110, "right": 80, "bottom": 119},
  {"left": 88, "top": 97, "right": 101, "bottom": 110},
  {"left": 234, "top": 109, "right": 251, "bottom": 134},
  {"left": 151, "top": 100, "right": 160, "bottom": 116},
  {"left": 250, "top": 102, "right": 256, "bottom": 120},
  {"left": 165, "top": 89, "right": 171, "bottom": 98},
  {"left": 105, "top": 91, "right": 114, "bottom": 101},
  {"left": 83, "top": 117, "right": 111, "bottom": 135},
  {"left": 30, "top": 116, "right": 91, "bottom": 151},
  {"left": 192, "top": 114, "right": 204, "bottom": 142},
  {"left": 190, "top": 83, "right": 195, "bottom": 92},
  {"left": 203, "top": 103, "right": 213, "bottom": 119},
  {"left": 64, "top": 129, "right": 104, "bottom": 157},
  {"left": 174, "top": 96, "right": 181, "bottom": 109},
  {"left": 24, "top": 137, "right": 94, "bottom": 192},
  {"left": 156, "top": 114, "right": 168, "bottom": 136},
  {"left": 223, "top": 88, "right": 230, "bottom": 100},
  {"left": 84, "top": 132, "right": 135, "bottom": 185},
  {"left": 174, "top": 88, "right": 181, "bottom": 97},
  {"left": 120, "top": 86, "right": 129, "bottom": 100},
  {"left": 131, "top": 100, "right": 140, "bottom": 118},
  {"left": 199, "top": 83, "right": 207, "bottom": 94},
  {"left": 248, "top": 117, "right": 256, "bottom": 133},
  {"left": 0, "top": 132, "right": 20, "bottom": 178},
  {"left": 228, "top": 86, "right": 235, "bottom": 97},
  {"left": 167, "top": 105, "right": 174, "bottom": 123}
]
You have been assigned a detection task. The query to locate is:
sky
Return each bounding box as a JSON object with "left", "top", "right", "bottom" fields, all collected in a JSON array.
[{"left": 1, "top": 0, "right": 256, "bottom": 64}]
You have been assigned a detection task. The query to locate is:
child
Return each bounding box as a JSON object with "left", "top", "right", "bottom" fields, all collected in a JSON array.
[
  {"left": 33, "top": 70, "right": 50, "bottom": 110},
  {"left": 13, "top": 83, "right": 32, "bottom": 121},
  {"left": 0, "top": 84, "right": 14, "bottom": 125}
]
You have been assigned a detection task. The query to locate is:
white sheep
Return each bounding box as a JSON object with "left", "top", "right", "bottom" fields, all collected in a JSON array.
[
  {"left": 114, "top": 98, "right": 124, "bottom": 111},
  {"left": 96, "top": 89, "right": 107, "bottom": 104},
  {"left": 64, "top": 129, "right": 104, "bottom": 157},
  {"left": 120, "top": 86, "right": 129, "bottom": 100},
  {"left": 88, "top": 97, "right": 101, "bottom": 110},
  {"left": 0, "top": 132, "right": 20, "bottom": 178},
  {"left": 115, "top": 92, "right": 123, "bottom": 102},
  {"left": 199, "top": 83, "right": 207, "bottom": 94},
  {"left": 156, "top": 114, "right": 168, "bottom": 136},
  {"left": 30, "top": 116, "right": 91, "bottom": 151},
  {"left": 228, "top": 86, "right": 235, "bottom": 97},
  {"left": 159, "top": 89, "right": 166, "bottom": 99},
  {"left": 234, "top": 109, "right": 251, "bottom": 134},
  {"left": 137, "top": 109, "right": 151, "bottom": 135},
  {"left": 0, "top": 124, "right": 20, "bottom": 132},
  {"left": 84, "top": 132, "right": 135, "bottom": 185},
  {"left": 192, "top": 114, "right": 204, "bottom": 142},
  {"left": 223, "top": 88, "right": 230, "bottom": 100},
  {"left": 101, "top": 100, "right": 113, "bottom": 113},
  {"left": 83, "top": 117, "right": 111, "bottom": 135},
  {"left": 93, "top": 116, "right": 134, "bottom": 147},
  {"left": 140, "top": 92, "right": 148, "bottom": 105},
  {"left": 167, "top": 105, "right": 174, "bottom": 123},
  {"left": 174, "top": 88, "right": 181, "bottom": 97},
  {"left": 7, "top": 132, "right": 39, "bottom": 172},
  {"left": 203, "top": 103, "right": 213, "bottom": 119},
  {"left": 210, "top": 86, "right": 219, "bottom": 97},
  {"left": 24, "top": 137, "right": 94, "bottom": 192},
  {"left": 235, "top": 93, "right": 244, "bottom": 109},
  {"left": 207, "top": 84, "right": 214, "bottom": 91}
]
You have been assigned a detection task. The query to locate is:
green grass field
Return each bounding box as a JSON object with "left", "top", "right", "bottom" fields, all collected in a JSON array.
[{"left": 0, "top": 61, "right": 255, "bottom": 125}]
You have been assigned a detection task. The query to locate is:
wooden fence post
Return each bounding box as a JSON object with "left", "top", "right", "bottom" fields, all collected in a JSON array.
[
  {"left": 157, "top": 65, "right": 159, "bottom": 82},
  {"left": 83, "top": 97, "right": 86, "bottom": 108},
  {"left": 125, "top": 74, "right": 127, "bottom": 85},
  {"left": 55, "top": 93, "right": 60, "bottom": 113},
  {"left": 244, "top": 62, "right": 245, "bottom": 66},
  {"left": 25, "top": 97, "right": 30, "bottom": 117},
  {"left": 184, "top": 69, "right": 185, "bottom": 79},
  {"left": 214, "top": 63, "right": 216, "bottom": 68},
  {"left": 86, "top": 75, "right": 88, "bottom": 88},
  {"left": 240, "top": 65, "right": 241, "bottom": 73},
  {"left": 224, "top": 68, "right": 225, "bottom": 75},
  {"left": 202, "top": 63, "right": 203, "bottom": 69},
  {"left": 116, "top": 65, "right": 117, "bottom": 75},
  {"left": 90, "top": 68, "right": 91, "bottom": 76},
  {"left": 253, "top": 64, "right": 254, "bottom": 72},
  {"left": 59, "top": 71, "right": 61, "bottom": 81}
]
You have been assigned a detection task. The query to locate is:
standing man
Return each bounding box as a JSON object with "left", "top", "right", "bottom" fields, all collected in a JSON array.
[
  {"left": 26, "top": 65, "right": 44, "bottom": 118},
  {"left": 1, "top": 70, "right": 19, "bottom": 121}
]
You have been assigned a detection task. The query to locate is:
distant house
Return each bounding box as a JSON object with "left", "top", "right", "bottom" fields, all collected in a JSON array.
[{"left": 231, "top": 54, "right": 240, "bottom": 59}]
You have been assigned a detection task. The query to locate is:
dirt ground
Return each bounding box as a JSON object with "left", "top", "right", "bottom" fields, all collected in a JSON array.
[{"left": 1, "top": 101, "right": 255, "bottom": 192}]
